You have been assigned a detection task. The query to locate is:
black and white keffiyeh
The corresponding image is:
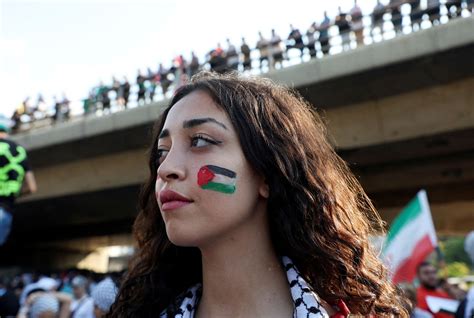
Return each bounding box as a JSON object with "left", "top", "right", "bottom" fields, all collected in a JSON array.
[{"left": 160, "top": 256, "right": 329, "bottom": 318}]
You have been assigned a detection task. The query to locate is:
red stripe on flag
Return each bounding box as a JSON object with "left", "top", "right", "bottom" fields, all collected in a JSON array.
[
  {"left": 197, "top": 166, "right": 214, "bottom": 186},
  {"left": 392, "top": 234, "right": 435, "bottom": 284}
]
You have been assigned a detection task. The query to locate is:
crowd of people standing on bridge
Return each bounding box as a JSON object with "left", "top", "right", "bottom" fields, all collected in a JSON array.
[{"left": 9, "top": 0, "right": 474, "bottom": 133}]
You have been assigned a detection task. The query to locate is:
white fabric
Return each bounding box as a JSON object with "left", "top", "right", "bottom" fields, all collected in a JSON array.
[
  {"left": 257, "top": 38, "right": 270, "bottom": 57},
  {"left": 464, "top": 231, "right": 474, "bottom": 263},
  {"left": 426, "top": 295, "right": 459, "bottom": 314},
  {"left": 71, "top": 295, "right": 94, "bottom": 318},
  {"left": 0, "top": 115, "right": 13, "bottom": 132},
  {"left": 350, "top": 6, "right": 364, "bottom": 30},
  {"left": 72, "top": 275, "right": 88, "bottom": 288},
  {"left": 464, "top": 287, "right": 474, "bottom": 318},
  {"left": 91, "top": 277, "right": 118, "bottom": 313},
  {"left": 464, "top": 231, "right": 474, "bottom": 318},
  {"left": 160, "top": 256, "right": 329, "bottom": 317},
  {"left": 351, "top": 20, "right": 364, "bottom": 30},
  {"left": 20, "top": 277, "right": 58, "bottom": 305},
  {"left": 271, "top": 35, "right": 283, "bottom": 54},
  {"left": 412, "top": 307, "right": 433, "bottom": 318},
  {"left": 29, "top": 294, "right": 59, "bottom": 318}
]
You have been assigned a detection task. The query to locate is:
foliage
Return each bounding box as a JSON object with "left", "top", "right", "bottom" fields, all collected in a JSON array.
[
  {"left": 445, "top": 262, "right": 470, "bottom": 277},
  {"left": 439, "top": 236, "right": 471, "bottom": 265}
]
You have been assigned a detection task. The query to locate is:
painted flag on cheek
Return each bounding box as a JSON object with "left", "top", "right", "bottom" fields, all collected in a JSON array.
[{"left": 197, "top": 165, "right": 236, "bottom": 194}]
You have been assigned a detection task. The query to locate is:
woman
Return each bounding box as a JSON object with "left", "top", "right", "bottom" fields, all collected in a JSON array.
[{"left": 109, "top": 72, "right": 407, "bottom": 317}]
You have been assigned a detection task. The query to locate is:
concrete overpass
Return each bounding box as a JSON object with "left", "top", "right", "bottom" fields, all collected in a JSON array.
[{"left": 2, "top": 16, "right": 473, "bottom": 268}]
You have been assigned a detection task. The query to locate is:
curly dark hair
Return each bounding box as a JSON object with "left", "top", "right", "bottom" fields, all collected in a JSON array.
[{"left": 108, "top": 72, "right": 407, "bottom": 317}]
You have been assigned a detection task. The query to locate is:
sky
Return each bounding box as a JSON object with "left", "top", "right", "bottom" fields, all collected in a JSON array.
[{"left": 1, "top": 0, "right": 389, "bottom": 116}]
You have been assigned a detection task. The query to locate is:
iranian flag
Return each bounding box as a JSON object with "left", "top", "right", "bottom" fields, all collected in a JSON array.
[{"left": 383, "top": 190, "right": 438, "bottom": 284}]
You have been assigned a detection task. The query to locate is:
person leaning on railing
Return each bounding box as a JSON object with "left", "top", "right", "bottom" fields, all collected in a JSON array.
[
  {"left": 371, "top": 0, "right": 387, "bottom": 38},
  {"left": 426, "top": 0, "right": 442, "bottom": 24},
  {"left": 336, "top": 6, "right": 351, "bottom": 51},
  {"left": 350, "top": 0, "right": 364, "bottom": 46},
  {"left": 318, "top": 11, "right": 331, "bottom": 55},
  {"left": 240, "top": 37, "right": 252, "bottom": 71},
  {"left": 389, "top": 0, "right": 405, "bottom": 34}
]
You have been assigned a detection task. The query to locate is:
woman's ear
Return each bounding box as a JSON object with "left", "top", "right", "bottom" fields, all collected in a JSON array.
[{"left": 259, "top": 179, "right": 270, "bottom": 199}]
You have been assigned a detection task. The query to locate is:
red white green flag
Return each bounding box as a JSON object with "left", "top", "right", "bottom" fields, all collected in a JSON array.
[{"left": 383, "top": 190, "right": 438, "bottom": 284}]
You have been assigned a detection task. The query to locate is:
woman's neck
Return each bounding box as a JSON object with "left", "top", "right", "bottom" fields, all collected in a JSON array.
[{"left": 196, "top": 211, "right": 294, "bottom": 318}]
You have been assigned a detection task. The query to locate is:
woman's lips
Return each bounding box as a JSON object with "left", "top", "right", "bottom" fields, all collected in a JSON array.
[
  {"left": 161, "top": 200, "right": 192, "bottom": 211},
  {"left": 159, "top": 189, "right": 193, "bottom": 211}
]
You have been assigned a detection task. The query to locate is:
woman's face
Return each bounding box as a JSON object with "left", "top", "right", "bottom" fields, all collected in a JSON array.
[{"left": 155, "top": 91, "right": 269, "bottom": 247}]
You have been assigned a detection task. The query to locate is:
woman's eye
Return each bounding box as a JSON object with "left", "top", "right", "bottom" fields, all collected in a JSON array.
[
  {"left": 191, "top": 135, "right": 220, "bottom": 148},
  {"left": 156, "top": 149, "right": 169, "bottom": 164}
]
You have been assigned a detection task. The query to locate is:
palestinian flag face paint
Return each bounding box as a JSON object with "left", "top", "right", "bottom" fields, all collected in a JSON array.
[{"left": 197, "top": 165, "right": 236, "bottom": 194}]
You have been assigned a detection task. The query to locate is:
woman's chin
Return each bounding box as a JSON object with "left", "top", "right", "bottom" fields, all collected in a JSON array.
[{"left": 165, "top": 226, "right": 204, "bottom": 247}]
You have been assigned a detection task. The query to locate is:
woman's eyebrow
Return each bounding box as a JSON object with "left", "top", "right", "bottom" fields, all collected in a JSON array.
[{"left": 182, "top": 117, "right": 228, "bottom": 130}]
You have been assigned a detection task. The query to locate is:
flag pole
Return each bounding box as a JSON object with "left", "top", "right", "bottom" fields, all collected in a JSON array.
[{"left": 435, "top": 245, "right": 448, "bottom": 279}]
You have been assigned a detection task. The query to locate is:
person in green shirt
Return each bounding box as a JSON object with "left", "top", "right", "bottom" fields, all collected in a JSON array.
[{"left": 0, "top": 115, "right": 37, "bottom": 246}]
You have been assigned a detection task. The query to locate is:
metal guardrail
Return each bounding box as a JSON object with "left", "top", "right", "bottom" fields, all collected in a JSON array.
[{"left": 12, "top": 1, "right": 473, "bottom": 135}]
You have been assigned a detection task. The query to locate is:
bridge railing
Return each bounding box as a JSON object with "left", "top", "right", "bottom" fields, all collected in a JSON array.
[{"left": 12, "top": 1, "right": 473, "bottom": 135}]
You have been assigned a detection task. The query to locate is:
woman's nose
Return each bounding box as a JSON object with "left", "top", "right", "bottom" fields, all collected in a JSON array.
[{"left": 157, "top": 148, "right": 186, "bottom": 182}]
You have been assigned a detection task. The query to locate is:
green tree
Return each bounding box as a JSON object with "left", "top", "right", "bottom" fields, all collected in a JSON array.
[
  {"left": 445, "top": 262, "right": 470, "bottom": 277},
  {"left": 440, "top": 236, "right": 471, "bottom": 264}
]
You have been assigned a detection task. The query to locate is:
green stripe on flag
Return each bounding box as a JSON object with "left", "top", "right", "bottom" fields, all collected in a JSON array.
[
  {"left": 385, "top": 194, "right": 423, "bottom": 244},
  {"left": 202, "top": 181, "right": 236, "bottom": 194}
]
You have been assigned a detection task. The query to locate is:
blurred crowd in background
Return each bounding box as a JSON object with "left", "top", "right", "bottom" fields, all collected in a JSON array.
[
  {"left": 0, "top": 234, "right": 473, "bottom": 317},
  {"left": 0, "top": 269, "right": 120, "bottom": 318}
]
